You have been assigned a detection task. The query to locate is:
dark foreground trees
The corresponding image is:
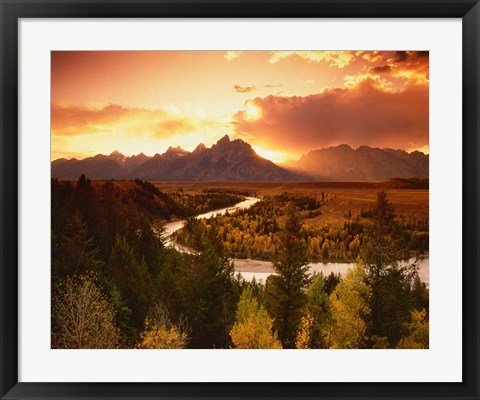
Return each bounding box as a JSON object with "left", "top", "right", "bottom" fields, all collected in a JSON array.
[
  {"left": 51, "top": 177, "right": 242, "bottom": 349},
  {"left": 360, "top": 191, "right": 425, "bottom": 348},
  {"left": 51, "top": 176, "right": 428, "bottom": 349},
  {"left": 177, "top": 219, "right": 239, "bottom": 348},
  {"left": 265, "top": 205, "right": 311, "bottom": 348}
]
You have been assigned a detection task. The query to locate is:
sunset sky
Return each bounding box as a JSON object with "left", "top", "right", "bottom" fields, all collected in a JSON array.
[{"left": 51, "top": 51, "right": 429, "bottom": 162}]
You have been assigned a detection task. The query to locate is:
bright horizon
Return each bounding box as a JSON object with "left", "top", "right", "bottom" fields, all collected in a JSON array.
[
  {"left": 52, "top": 137, "right": 429, "bottom": 164},
  {"left": 51, "top": 51, "right": 429, "bottom": 162}
]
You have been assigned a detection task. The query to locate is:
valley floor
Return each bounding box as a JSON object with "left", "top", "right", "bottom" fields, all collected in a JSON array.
[{"left": 152, "top": 180, "right": 429, "bottom": 223}]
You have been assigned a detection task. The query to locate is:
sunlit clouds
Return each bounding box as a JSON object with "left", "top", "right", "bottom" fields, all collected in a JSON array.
[
  {"left": 234, "top": 85, "right": 257, "bottom": 93},
  {"left": 52, "top": 50, "right": 428, "bottom": 161},
  {"left": 366, "top": 51, "right": 429, "bottom": 85},
  {"left": 268, "top": 51, "right": 355, "bottom": 69},
  {"left": 243, "top": 101, "right": 263, "bottom": 121},
  {"left": 224, "top": 51, "right": 242, "bottom": 62},
  {"left": 51, "top": 103, "right": 229, "bottom": 160},
  {"left": 232, "top": 77, "right": 428, "bottom": 154}
]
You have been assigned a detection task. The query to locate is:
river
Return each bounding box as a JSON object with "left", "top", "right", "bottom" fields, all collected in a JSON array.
[
  {"left": 233, "top": 257, "right": 429, "bottom": 287},
  {"left": 163, "top": 196, "right": 429, "bottom": 286},
  {"left": 164, "top": 196, "right": 261, "bottom": 239}
]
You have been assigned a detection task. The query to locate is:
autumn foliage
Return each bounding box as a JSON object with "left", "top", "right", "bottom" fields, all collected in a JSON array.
[
  {"left": 51, "top": 273, "right": 120, "bottom": 349},
  {"left": 51, "top": 177, "right": 428, "bottom": 349},
  {"left": 230, "top": 287, "right": 281, "bottom": 349}
]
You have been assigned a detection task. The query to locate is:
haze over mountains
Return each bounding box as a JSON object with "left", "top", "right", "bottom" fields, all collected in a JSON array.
[
  {"left": 51, "top": 135, "right": 429, "bottom": 181},
  {"left": 282, "top": 144, "right": 429, "bottom": 181}
]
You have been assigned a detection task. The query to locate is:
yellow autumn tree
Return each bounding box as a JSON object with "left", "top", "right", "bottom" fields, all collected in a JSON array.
[
  {"left": 52, "top": 272, "right": 120, "bottom": 349},
  {"left": 328, "top": 265, "right": 371, "bottom": 349},
  {"left": 299, "top": 274, "right": 332, "bottom": 349},
  {"left": 295, "top": 313, "right": 315, "bottom": 349},
  {"left": 396, "top": 308, "right": 429, "bottom": 349},
  {"left": 230, "top": 287, "right": 282, "bottom": 349},
  {"left": 137, "top": 302, "right": 189, "bottom": 349},
  {"left": 138, "top": 319, "right": 189, "bottom": 349}
]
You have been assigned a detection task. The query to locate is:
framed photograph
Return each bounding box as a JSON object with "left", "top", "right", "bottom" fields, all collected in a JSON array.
[{"left": 1, "top": 0, "right": 479, "bottom": 399}]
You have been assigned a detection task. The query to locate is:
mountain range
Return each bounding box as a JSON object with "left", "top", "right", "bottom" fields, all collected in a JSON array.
[
  {"left": 282, "top": 144, "right": 429, "bottom": 181},
  {"left": 51, "top": 135, "right": 298, "bottom": 181},
  {"left": 51, "top": 135, "right": 429, "bottom": 181}
]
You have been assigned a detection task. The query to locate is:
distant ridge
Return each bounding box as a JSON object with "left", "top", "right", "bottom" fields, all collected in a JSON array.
[
  {"left": 281, "top": 144, "right": 428, "bottom": 181},
  {"left": 52, "top": 139, "right": 428, "bottom": 181}
]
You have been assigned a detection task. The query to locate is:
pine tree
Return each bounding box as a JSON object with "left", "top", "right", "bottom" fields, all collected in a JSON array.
[
  {"left": 301, "top": 274, "right": 331, "bottom": 348},
  {"left": 178, "top": 219, "right": 238, "bottom": 348},
  {"left": 396, "top": 308, "right": 429, "bottom": 349},
  {"left": 361, "top": 191, "right": 419, "bottom": 347},
  {"left": 265, "top": 205, "right": 310, "bottom": 348},
  {"left": 108, "top": 236, "right": 152, "bottom": 335},
  {"left": 322, "top": 242, "right": 329, "bottom": 261},
  {"left": 51, "top": 210, "right": 104, "bottom": 286},
  {"left": 134, "top": 217, "right": 166, "bottom": 276}
]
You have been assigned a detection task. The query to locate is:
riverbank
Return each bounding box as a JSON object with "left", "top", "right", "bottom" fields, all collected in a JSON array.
[
  {"left": 164, "top": 196, "right": 260, "bottom": 237},
  {"left": 233, "top": 257, "right": 430, "bottom": 287},
  {"left": 161, "top": 194, "right": 429, "bottom": 287}
]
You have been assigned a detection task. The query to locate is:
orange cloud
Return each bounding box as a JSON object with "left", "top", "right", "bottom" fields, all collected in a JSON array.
[
  {"left": 343, "top": 72, "right": 393, "bottom": 91},
  {"left": 154, "top": 118, "right": 196, "bottom": 135},
  {"left": 361, "top": 51, "right": 384, "bottom": 63},
  {"left": 234, "top": 84, "right": 283, "bottom": 93},
  {"left": 234, "top": 85, "right": 257, "bottom": 93},
  {"left": 52, "top": 104, "right": 201, "bottom": 138},
  {"left": 268, "top": 51, "right": 355, "bottom": 68},
  {"left": 366, "top": 51, "right": 429, "bottom": 85},
  {"left": 232, "top": 77, "right": 428, "bottom": 154},
  {"left": 264, "top": 83, "right": 282, "bottom": 88},
  {"left": 224, "top": 51, "right": 242, "bottom": 62},
  {"left": 51, "top": 103, "right": 133, "bottom": 136},
  {"left": 51, "top": 103, "right": 229, "bottom": 160}
]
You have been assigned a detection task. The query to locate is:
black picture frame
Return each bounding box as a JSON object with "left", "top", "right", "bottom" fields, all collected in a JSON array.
[{"left": 1, "top": 1, "right": 479, "bottom": 399}]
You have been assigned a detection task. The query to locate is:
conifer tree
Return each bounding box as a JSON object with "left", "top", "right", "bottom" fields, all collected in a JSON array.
[
  {"left": 265, "top": 205, "right": 310, "bottom": 348},
  {"left": 300, "top": 274, "right": 331, "bottom": 348},
  {"left": 51, "top": 210, "right": 103, "bottom": 286},
  {"left": 361, "top": 191, "right": 418, "bottom": 347},
  {"left": 109, "top": 236, "right": 152, "bottom": 334},
  {"left": 178, "top": 219, "right": 238, "bottom": 348},
  {"left": 396, "top": 308, "right": 429, "bottom": 349}
]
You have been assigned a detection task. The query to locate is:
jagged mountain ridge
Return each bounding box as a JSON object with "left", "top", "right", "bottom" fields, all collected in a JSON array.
[
  {"left": 51, "top": 135, "right": 300, "bottom": 181},
  {"left": 51, "top": 138, "right": 429, "bottom": 181},
  {"left": 281, "top": 144, "right": 429, "bottom": 180}
]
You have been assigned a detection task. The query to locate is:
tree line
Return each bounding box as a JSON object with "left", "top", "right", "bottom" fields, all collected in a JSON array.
[
  {"left": 231, "top": 194, "right": 428, "bottom": 349},
  {"left": 52, "top": 176, "right": 244, "bottom": 348},
  {"left": 52, "top": 176, "right": 428, "bottom": 349},
  {"left": 175, "top": 193, "right": 429, "bottom": 262}
]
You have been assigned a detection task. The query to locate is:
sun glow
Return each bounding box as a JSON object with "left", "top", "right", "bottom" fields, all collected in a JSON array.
[
  {"left": 253, "top": 147, "right": 288, "bottom": 163},
  {"left": 411, "top": 145, "right": 430, "bottom": 155},
  {"left": 244, "top": 102, "right": 262, "bottom": 121}
]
